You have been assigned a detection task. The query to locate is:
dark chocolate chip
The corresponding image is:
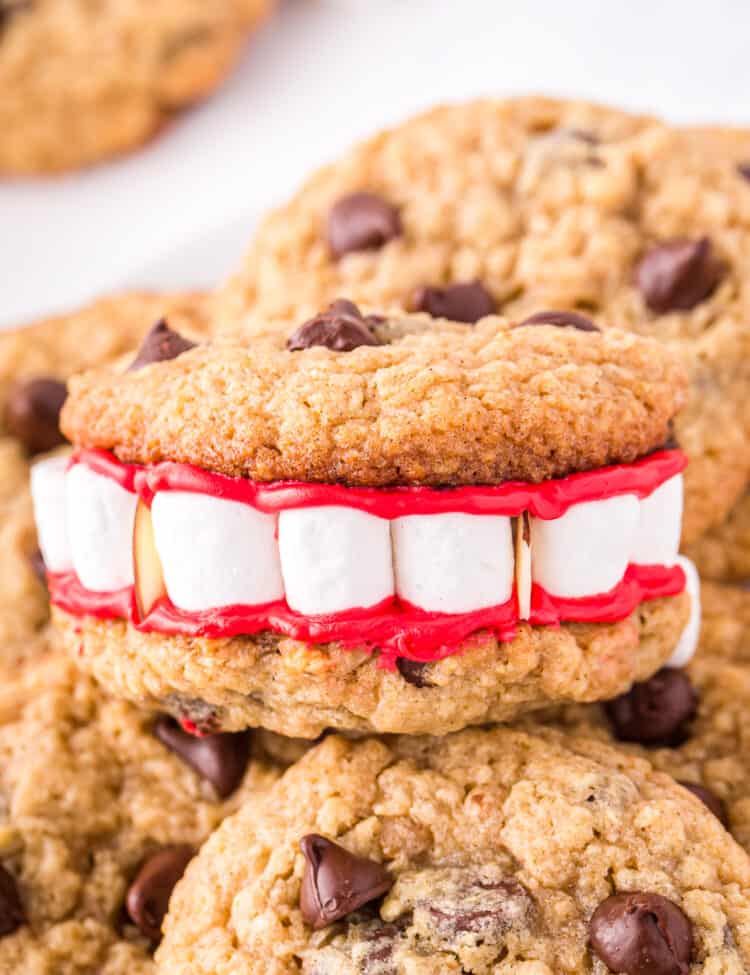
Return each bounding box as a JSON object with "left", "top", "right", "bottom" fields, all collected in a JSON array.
[
  {"left": 678, "top": 781, "right": 729, "bottom": 828},
  {"left": 299, "top": 834, "right": 393, "bottom": 929},
  {"left": 127, "top": 319, "right": 196, "bottom": 372},
  {"left": 412, "top": 280, "right": 496, "bottom": 324},
  {"left": 635, "top": 238, "right": 726, "bottom": 313},
  {"left": 4, "top": 378, "right": 67, "bottom": 454},
  {"left": 327, "top": 192, "right": 401, "bottom": 258},
  {"left": 396, "top": 658, "right": 433, "bottom": 688},
  {"left": 153, "top": 715, "right": 250, "bottom": 798},
  {"left": 516, "top": 310, "right": 600, "bottom": 332},
  {"left": 28, "top": 548, "right": 46, "bottom": 585},
  {"left": 589, "top": 891, "right": 692, "bottom": 975},
  {"left": 126, "top": 845, "right": 193, "bottom": 944},
  {"left": 604, "top": 669, "right": 698, "bottom": 746},
  {"left": 0, "top": 865, "right": 24, "bottom": 939},
  {"left": 287, "top": 300, "right": 379, "bottom": 352},
  {"left": 737, "top": 163, "right": 750, "bottom": 182}
]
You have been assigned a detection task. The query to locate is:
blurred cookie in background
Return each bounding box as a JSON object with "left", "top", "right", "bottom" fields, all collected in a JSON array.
[
  {"left": 687, "top": 491, "right": 750, "bottom": 582},
  {"left": 0, "top": 0, "right": 273, "bottom": 175}
]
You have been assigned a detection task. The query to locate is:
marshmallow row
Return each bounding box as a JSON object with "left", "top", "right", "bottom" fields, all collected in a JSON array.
[{"left": 31, "top": 460, "right": 684, "bottom": 617}]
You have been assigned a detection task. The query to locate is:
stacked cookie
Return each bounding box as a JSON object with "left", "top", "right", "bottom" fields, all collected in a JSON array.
[{"left": 4, "top": 97, "right": 750, "bottom": 974}]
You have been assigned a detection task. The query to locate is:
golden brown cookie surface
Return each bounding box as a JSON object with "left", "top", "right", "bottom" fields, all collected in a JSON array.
[
  {"left": 0, "top": 1, "right": 272, "bottom": 174},
  {"left": 61, "top": 315, "right": 686, "bottom": 487},
  {"left": 157, "top": 727, "right": 750, "bottom": 973}
]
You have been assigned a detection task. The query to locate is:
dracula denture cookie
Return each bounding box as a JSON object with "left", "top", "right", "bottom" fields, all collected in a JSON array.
[{"left": 40, "top": 310, "right": 697, "bottom": 736}]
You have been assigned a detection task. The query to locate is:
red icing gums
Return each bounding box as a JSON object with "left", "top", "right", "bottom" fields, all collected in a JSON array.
[
  {"left": 72, "top": 448, "right": 687, "bottom": 519},
  {"left": 53, "top": 449, "right": 688, "bottom": 665},
  {"left": 48, "top": 564, "right": 685, "bottom": 668}
]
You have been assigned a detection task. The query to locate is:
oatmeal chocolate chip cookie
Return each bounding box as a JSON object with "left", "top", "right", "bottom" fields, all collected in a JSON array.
[
  {"left": 0, "top": 647, "right": 282, "bottom": 974},
  {"left": 0, "top": 0, "right": 272, "bottom": 174},
  {"left": 215, "top": 98, "right": 750, "bottom": 544},
  {"left": 156, "top": 728, "right": 750, "bottom": 973},
  {"left": 47, "top": 314, "right": 695, "bottom": 735}
]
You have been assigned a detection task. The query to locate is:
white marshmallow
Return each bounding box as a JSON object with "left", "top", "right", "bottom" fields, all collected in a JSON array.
[
  {"left": 392, "top": 513, "right": 514, "bottom": 614},
  {"left": 151, "top": 491, "right": 284, "bottom": 612},
  {"left": 278, "top": 506, "right": 393, "bottom": 615},
  {"left": 630, "top": 474, "right": 683, "bottom": 566},
  {"left": 515, "top": 515, "right": 532, "bottom": 620},
  {"left": 530, "top": 494, "right": 640, "bottom": 598},
  {"left": 66, "top": 464, "right": 137, "bottom": 592},
  {"left": 666, "top": 556, "right": 701, "bottom": 668},
  {"left": 30, "top": 455, "right": 72, "bottom": 572}
]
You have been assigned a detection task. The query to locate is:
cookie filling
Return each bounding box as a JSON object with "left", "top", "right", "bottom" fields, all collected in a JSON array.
[{"left": 33, "top": 448, "right": 692, "bottom": 666}]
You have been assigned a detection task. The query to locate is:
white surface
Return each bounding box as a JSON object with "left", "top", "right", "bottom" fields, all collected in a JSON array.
[
  {"left": 30, "top": 455, "right": 72, "bottom": 572},
  {"left": 666, "top": 556, "right": 701, "bottom": 668},
  {"left": 631, "top": 474, "right": 683, "bottom": 567},
  {"left": 278, "top": 506, "right": 394, "bottom": 614},
  {"left": 66, "top": 464, "right": 137, "bottom": 591},
  {"left": 393, "top": 513, "right": 514, "bottom": 613},
  {"left": 530, "top": 495, "right": 641, "bottom": 598},
  {"left": 2, "top": 0, "right": 749, "bottom": 329},
  {"left": 151, "top": 491, "right": 284, "bottom": 611}
]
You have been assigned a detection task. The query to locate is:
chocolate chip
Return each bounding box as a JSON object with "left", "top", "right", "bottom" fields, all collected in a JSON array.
[
  {"left": 604, "top": 669, "right": 698, "bottom": 746},
  {"left": 737, "top": 163, "right": 750, "bottom": 182},
  {"left": 127, "top": 319, "right": 196, "bottom": 372},
  {"left": 396, "top": 658, "right": 433, "bottom": 688},
  {"left": 635, "top": 238, "right": 726, "bottom": 313},
  {"left": 0, "top": 865, "right": 24, "bottom": 938},
  {"left": 287, "top": 300, "right": 379, "bottom": 352},
  {"left": 516, "top": 310, "right": 600, "bottom": 332},
  {"left": 126, "top": 846, "right": 193, "bottom": 944},
  {"left": 589, "top": 892, "right": 692, "bottom": 975},
  {"left": 28, "top": 548, "right": 46, "bottom": 585},
  {"left": 327, "top": 192, "right": 401, "bottom": 258},
  {"left": 423, "top": 877, "right": 534, "bottom": 942},
  {"left": 4, "top": 378, "right": 67, "bottom": 454},
  {"left": 0, "top": 1, "right": 31, "bottom": 32},
  {"left": 678, "top": 782, "right": 729, "bottom": 828},
  {"left": 299, "top": 834, "right": 393, "bottom": 929},
  {"left": 412, "top": 280, "right": 496, "bottom": 324},
  {"left": 153, "top": 715, "right": 250, "bottom": 798}
]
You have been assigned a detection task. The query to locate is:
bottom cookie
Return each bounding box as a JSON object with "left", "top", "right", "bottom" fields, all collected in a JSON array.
[
  {"left": 157, "top": 726, "right": 750, "bottom": 974},
  {"left": 55, "top": 592, "right": 690, "bottom": 737},
  {"left": 0, "top": 646, "right": 283, "bottom": 974}
]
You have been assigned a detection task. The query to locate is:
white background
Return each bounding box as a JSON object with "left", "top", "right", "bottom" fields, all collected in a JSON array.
[{"left": 1, "top": 0, "right": 748, "bottom": 329}]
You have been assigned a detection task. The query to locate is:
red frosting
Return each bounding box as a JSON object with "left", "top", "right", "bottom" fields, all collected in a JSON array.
[{"left": 52, "top": 448, "right": 688, "bottom": 666}]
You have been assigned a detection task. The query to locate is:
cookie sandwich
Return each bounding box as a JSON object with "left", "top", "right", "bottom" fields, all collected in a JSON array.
[{"left": 38, "top": 310, "right": 698, "bottom": 737}]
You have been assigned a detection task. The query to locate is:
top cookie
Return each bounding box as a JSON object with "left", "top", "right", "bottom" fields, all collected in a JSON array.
[
  {"left": 61, "top": 314, "right": 685, "bottom": 487},
  {"left": 0, "top": 0, "right": 272, "bottom": 174}
]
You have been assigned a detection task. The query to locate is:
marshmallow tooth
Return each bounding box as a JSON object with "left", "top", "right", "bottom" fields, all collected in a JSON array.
[
  {"left": 392, "top": 513, "right": 514, "bottom": 614},
  {"left": 515, "top": 514, "right": 532, "bottom": 620},
  {"left": 30, "top": 454, "right": 72, "bottom": 573},
  {"left": 151, "top": 491, "right": 284, "bottom": 612},
  {"left": 133, "top": 500, "right": 167, "bottom": 620},
  {"left": 66, "top": 463, "right": 137, "bottom": 592},
  {"left": 530, "top": 495, "right": 640, "bottom": 599},
  {"left": 631, "top": 474, "right": 683, "bottom": 566},
  {"left": 279, "top": 506, "right": 393, "bottom": 615},
  {"left": 666, "top": 556, "right": 701, "bottom": 668}
]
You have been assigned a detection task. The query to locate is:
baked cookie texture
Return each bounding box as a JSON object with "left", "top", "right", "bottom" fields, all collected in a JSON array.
[
  {"left": 0, "top": 290, "right": 211, "bottom": 415},
  {"left": 0, "top": 0, "right": 272, "bottom": 174},
  {"left": 0, "top": 647, "right": 282, "bottom": 974},
  {"left": 54, "top": 593, "right": 689, "bottom": 738},
  {"left": 536, "top": 581, "right": 750, "bottom": 855},
  {"left": 61, "top": 315, "right": 687, "bottom": 486},
  {"left": 687, "top": 492, "right": 750, "bottom": 581},
  {"left": 214, "top": 98, "right": 750, "bottom": 543},
  {"left": 156, "top": 727, "right": 750, "bottom": 974}
]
